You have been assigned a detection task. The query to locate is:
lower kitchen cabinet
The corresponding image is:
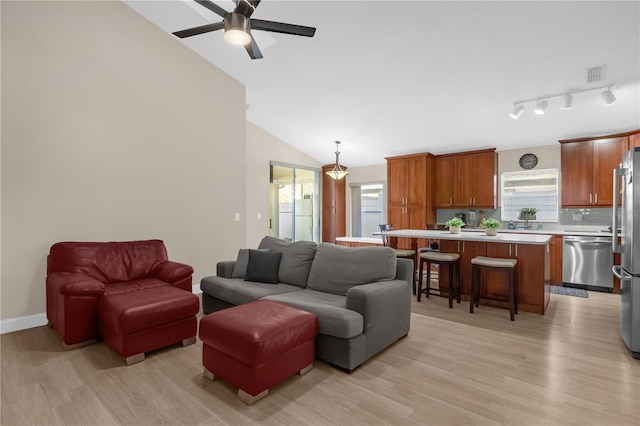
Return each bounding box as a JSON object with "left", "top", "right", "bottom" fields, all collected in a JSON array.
[{"left": 439, "top": 239, "right": 550, "bottom": 314}]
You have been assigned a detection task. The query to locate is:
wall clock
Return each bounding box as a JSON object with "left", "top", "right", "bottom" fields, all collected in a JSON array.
[{"left": 519, "top": 153, "right": 538, "bottom": 169}]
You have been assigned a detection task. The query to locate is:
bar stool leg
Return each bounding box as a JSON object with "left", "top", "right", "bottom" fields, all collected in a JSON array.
[
  {"left": 470, "top": 264, "right": 477, "bottom": 314},
  {"left": 509, "top": 269, "right": 515, "bottom": 321},
  {"left": 514, "top": 270, "right": 518, "bottom": 315},
  {"left": 448, "top": 263, "right": 454, "bottom": 309},
  {"left": 417, "top": 257, "right": 424, "bottom": 302},
  {"left": 425, "top": 260, "right": 431, "bottom": 298},
  {"left": 455, "top": 262, "right": 461, "bottom": 304}
]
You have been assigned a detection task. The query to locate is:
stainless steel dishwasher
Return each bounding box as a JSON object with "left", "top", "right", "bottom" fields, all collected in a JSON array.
[{"left": 563, "top": 235, "right": 613, "bottom": 292}]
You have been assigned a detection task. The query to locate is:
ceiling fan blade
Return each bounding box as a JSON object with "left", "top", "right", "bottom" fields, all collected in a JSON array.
[
  {"left": 234, "top": 0, "right": 261, "bottom": 19},
  {"left": 194, "top": 0, "right": 228, "bottom": 18},
  {"left": 173, "top": 22, "right": 225, "bottom": 38},
  {"left": 244, "top": 36, "right": 263, "bottom": 59},
  {"left": 250, "top": 19, "right": 316, "bottom": 37}
]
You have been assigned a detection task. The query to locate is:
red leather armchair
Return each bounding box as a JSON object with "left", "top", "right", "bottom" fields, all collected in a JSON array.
[{"left": 46, "top": 240, "right": 194, "bottom": 349}]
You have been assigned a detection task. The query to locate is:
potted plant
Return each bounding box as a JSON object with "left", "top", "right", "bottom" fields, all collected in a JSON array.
[
  {"left": 518, "top": 207, "right": 537, "bottom": 220},
  {"left": 480, "top": 218, "right": 501, "bottom": 236},
  {"left": 445, "top": 217, "right": 465, "bottom": 234}
]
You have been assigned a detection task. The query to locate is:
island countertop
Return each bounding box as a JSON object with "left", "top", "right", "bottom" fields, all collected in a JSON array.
[{"left": 372, "top": 229, "right": 552, "bottom": 245}]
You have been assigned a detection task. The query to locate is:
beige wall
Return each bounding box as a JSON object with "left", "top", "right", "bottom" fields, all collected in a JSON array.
[
  {"left": 245, "top": 122, "right": 321, "bottom": 248},
  {"left": 1, "top": 1, "right": 247, "bottom": 322}
]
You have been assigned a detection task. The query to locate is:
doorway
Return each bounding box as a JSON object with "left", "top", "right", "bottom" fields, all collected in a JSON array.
[{"left": 269, "top": 164, "right": 320, "bottom": 242}]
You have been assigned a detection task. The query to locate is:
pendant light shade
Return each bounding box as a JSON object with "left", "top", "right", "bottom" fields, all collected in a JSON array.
[{"left": 326, "top": 141, "right": 349, "bottom": 180}]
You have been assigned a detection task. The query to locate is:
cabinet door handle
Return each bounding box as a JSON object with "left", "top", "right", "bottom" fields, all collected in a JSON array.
[
  {"left": 473, "top": 197, "right": 476, "bottom": 205},
  {"left": 462, "top": 241, "right": 466, "bottom": 252},
  {"left": 595, "top": 193, "right": 598, "bottom": 204},
  {"left": 589, "top": 193, "right": 593, "bottom": 204},
  {"left": 457, "top": 241, "right": 460, "bottom": 252},
  {"left": 449, "top": 197, "right": 452, "bottom": 205},
  {"left": 509, "top": 244, "right": 512, "bottom": 256},
  {"left": 515, "top": 244, "right": 518, "bottom": 257}
]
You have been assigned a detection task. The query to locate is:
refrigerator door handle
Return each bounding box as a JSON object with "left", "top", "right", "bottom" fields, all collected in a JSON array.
[
  {"left": 612, "top": 265, "right": 631, "bottom": 281},
  {"left": 612, "top": 167, "right": 626, "bottom": 254}
]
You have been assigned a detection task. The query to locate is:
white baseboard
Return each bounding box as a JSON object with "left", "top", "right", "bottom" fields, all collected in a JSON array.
[
  {"left": 1, "top": 286, "right": 202, "bottom": 335},
  {"left": 0, "top": 313, "right": 48, "bottom": 334}
]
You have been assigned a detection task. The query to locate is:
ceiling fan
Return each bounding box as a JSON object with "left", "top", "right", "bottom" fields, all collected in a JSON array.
[{"left": 172, "top": 0, "right": 316, "bottom": 59}]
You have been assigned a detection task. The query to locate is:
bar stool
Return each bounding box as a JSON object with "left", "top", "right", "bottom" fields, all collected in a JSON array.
[
  {"left": 379, "top": 224, "right": 417, "bottom": 294},
  {"left": 417, "top": 252, "right": 461, "bottom": 308},
  {"left": 470, "top": 256, "right": 518, "bottom": 321}
]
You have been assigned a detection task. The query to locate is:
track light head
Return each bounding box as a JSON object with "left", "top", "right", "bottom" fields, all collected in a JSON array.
[
  {"left": 509, "top": 105, "right": 524, "bottom": 119},
  {"left": 561, "top": 93, "right": 573, "bottom": 110},
  {"left": 534, "top": 100, "right": 548, "bottom": 115},
  {"left": 601, "top": 88, "right": 616, "bottom": 105}
]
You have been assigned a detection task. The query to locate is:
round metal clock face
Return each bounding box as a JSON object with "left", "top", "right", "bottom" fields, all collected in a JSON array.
[{"left": 519, "top": 153, "right": 538, "bottom": 169}]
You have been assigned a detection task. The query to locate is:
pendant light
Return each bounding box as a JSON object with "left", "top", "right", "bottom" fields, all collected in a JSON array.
[{"left": 326, "top": 141, "right": 349, "bottom": 180}]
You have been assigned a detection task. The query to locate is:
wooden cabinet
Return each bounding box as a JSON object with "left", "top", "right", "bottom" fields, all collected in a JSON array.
[
  {"left": 386, "top": 153, "right": 436, "bottom": 248},
  {"left": 435, "top": 149, "right": 497, "bottom": 208},
  {"left": 549, "top": 234, "right": 563, "bottom": 286},
  {"left": 321, "top": 165, "right": 346, "bottom": 243},
  {"left": 630, "top": 131, "right": 640, "bottom": 148},
  {"left": 560, "top": 135, "right": 629, "bottom": 207}
]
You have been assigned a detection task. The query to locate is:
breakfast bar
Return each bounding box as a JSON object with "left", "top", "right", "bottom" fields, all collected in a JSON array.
[{"left": 374, "top": 229, "right": 552, "bottom": 314}]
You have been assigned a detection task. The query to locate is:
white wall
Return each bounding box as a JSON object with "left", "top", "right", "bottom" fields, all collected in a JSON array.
[
  {"left": 1, "top": 1, "right": 247, "bottom": 323},
  {"left": 244, "top": 122, "right": 321, "bottom": 248}
]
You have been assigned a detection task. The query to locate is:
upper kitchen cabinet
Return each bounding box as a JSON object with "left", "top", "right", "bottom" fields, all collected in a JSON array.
[
  {"left": 560, "top": 133, "right": 631, "bottom": 207},
  {"left": 386, "top": 153, "right": 436, "bottom": 242},
  {"left": 435, "top": 149, "right": 497, "bottom": 208}
]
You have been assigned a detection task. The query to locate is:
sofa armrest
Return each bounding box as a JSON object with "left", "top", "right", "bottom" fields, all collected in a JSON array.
[
  {"left": 345, "top": 280, "right": 411, "bottom": 334},
  {"left": 150, "top": 261, "right": 194, "bottom": 283},
  {"left": 217, "top": 261, "right": 236, "bottom": 278},
  {"left": 395, "top": 258, "right": 414, "bottom": 284},
  {"left": 48, "top": 273, "right": 105, "bottom": 296}
]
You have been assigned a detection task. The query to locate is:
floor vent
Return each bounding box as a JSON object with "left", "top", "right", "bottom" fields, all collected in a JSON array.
[{"left": 586, "top": 65, "right": 606, "bottom": 83}]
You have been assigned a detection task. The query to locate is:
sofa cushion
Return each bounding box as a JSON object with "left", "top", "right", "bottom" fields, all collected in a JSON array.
[
  {"left": 257, "top": 236, "right": 317, "bottom": 287},
  {"left": 262, "top": 289, "right": 363, "bottom": 339},
  {"left": 200, "top": 275, "right": 301, "bottom": 306},
  {"left": 307, "top": 244, "right": 397, "bottom": 296},
  {"left": 244, "top": 250, "right": 282, "bottom": 284}
]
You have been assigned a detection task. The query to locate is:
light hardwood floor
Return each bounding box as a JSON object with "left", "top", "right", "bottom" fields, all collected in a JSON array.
[{"left": 2, "top": 291, "right": 639, "bottom": 425}]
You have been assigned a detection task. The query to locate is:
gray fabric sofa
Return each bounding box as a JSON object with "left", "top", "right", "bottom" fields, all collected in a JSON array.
[{"left": 200, "top": 236, "right": 413, "bottom": 372}]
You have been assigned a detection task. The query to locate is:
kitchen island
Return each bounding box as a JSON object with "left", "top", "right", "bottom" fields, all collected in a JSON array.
[{"left": 374, "top": 229, "right": 552, "bottom": 315}]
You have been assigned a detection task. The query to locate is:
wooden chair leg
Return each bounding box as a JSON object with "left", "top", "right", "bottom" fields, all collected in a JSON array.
[
  {"left": 448, "top": 262, "right": 454, "bottom": 309},
  {"left": 470, "top": 264, "right": 477, "bottom": 314},
  {"left": 456, "top": 262, "right": 461, "bottom": 304},
  {"left": 425, "top": 261, "right": 431, "bottom": 298}
]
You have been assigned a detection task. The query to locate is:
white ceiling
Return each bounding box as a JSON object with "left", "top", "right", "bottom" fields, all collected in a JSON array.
[{"left": 124, "top": 0, "right": 640, "bottom": 167}]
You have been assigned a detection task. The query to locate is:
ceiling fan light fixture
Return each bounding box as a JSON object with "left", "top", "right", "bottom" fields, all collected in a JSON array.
[
  {"left": 534, "top": 100, "right": 548, "bottom": 115},
  {"left": 224, "top": 13, "right": 252, "bottom": 46},
  {"left": 601, "top": 87, "right": 617, "bottom": 106},
  {"left": 509, "top": 105, "right": 524, "bottom": 119},
  {"left": 326, "top": 141, "right": 349, "bottom": 180},
  {"left": 561, "top": 93, "right": 573, "bottom": 110}
]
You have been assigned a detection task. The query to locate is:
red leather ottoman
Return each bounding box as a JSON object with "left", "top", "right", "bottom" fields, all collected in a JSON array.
[
  {"left": 199, "top": 300, "right": 318, "bottom": 405},
  {"left": 99, "top": 286, "right": 199, "bottom": 365}
]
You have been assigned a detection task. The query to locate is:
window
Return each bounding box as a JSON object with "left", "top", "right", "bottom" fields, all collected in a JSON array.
[
  {"left": 501, "top": 169, "right": 558, "bottom": 222},
  {"left": 351, "top": 183, "right": 386, "bottom": 238},
  {"left": 269, "top": 164, "right": 320, "bottom": 242}
]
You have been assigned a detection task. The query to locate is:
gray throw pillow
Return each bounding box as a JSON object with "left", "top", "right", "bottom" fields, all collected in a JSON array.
[
  {"left": 244, "top": 249, "right": 282, "bottom": 284},
  {"left": 257, "top": 236, "right": 317, "bottom": 287},
  {"left": 232, "top": 248, "right": 268, "bottom": 278}
]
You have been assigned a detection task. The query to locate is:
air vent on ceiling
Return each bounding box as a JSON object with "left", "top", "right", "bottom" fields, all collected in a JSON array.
[{"left": 586, "top": 65, "right": 606, "bottom": 83}]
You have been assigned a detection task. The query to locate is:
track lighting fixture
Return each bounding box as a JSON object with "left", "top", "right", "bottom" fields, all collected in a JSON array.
[
  {"left": 534, "top": 100, "right": 548, "bottom": 115},
  {"left": 601, "top": 87, "right": 617, "bottom": 105},
  {"left": 509, "top": 105, "right": 524, "bottom": 120},
  {"left": 326, "top": 141, "right": 349, "bottom": 180},
  {"left": 509, "top": 84, "right": 617, "bottom": 118}
]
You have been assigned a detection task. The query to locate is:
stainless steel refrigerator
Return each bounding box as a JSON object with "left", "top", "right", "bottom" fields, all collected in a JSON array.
[{"left": 613, "top": 147, "right": 640, "bottom": 359}]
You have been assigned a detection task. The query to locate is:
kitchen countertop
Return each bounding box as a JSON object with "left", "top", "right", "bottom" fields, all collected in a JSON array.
[
  {"left": 459, "top": 227, "right": 614, "bottom": 237},
  {"left": 373, "top": 229, "right": 552, "bottom": 245}
]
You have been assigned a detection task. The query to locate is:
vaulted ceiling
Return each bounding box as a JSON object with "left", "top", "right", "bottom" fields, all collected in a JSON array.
[{"left": 125, "top": 0, "right": 640, "bottom": 167}]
